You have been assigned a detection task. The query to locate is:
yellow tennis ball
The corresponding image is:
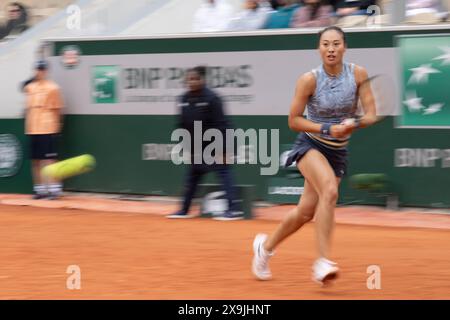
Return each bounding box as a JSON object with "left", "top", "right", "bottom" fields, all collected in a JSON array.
[{"left": 42, "top": 154, "right": 96, "bottom": 180}]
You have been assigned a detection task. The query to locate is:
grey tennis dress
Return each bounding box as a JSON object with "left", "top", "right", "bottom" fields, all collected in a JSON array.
[{"left": 285, "top": 62, "right": 359, "bottom": 178}]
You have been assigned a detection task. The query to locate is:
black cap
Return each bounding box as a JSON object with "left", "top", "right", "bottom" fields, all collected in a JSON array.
[{"left": 35, "top": 60, "right": 49, "bottom": 70}]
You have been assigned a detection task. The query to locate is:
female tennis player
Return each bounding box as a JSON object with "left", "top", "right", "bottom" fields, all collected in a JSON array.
[{"left": 252, "top": 26, "right": 377, "bottom": 285}]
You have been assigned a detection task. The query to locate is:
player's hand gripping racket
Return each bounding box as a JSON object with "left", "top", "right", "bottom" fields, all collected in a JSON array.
[{"left": 343, "top": 74, "right": 397, "bottom": 128}]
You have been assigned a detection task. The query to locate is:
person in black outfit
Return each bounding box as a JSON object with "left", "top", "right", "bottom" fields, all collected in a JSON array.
[{"left": 167, "top": 66, "right": 242, "bottom": 221}]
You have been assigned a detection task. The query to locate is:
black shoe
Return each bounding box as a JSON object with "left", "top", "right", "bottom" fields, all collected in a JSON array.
[
  {"left": 213, "top": 211, "right": 244, "bottom": 221},
  {"left": 32, "top": 193, "right": 48, "bottom": 200},
  {"left": 47, "top": 193, "right": 61, "bottom": 200}
]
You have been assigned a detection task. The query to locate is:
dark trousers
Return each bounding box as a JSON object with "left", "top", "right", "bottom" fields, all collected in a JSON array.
[{"left": 181, "top": 164, "right": 237, "bottom": 214}]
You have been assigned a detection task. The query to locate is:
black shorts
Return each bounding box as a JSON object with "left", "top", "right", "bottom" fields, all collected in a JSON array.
[
  {"left": 29, "top": 134, "right": 59, "bottom": 160},
  {"left": 285, "top": 133, "right": 348, "bottom": 178}
]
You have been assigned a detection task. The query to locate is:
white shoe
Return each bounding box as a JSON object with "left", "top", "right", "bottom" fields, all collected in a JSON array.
[
  {"left": 166, "top": 212, "right": 195, "bottom": 219},
  {"left": 252, "top": 233, "right": 274, "bottom": 281},
  {"left": 312, "top": 258, "right": 339, "bottom": 286}
]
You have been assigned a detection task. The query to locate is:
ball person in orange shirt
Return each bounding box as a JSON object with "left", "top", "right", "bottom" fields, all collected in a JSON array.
[{"left": 24, "top": 60, "right": 64, "bottom": 199}]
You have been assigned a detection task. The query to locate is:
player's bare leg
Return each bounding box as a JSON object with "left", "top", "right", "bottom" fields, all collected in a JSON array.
[
  {"left": 298, "top": 150, "right": 340, "bottom": 285},
  {"left": 252, "top": 175, "right": 318, "bottom": 281},
  {"left": 264, "top": 179, "right": 318, "bottom": 252}
]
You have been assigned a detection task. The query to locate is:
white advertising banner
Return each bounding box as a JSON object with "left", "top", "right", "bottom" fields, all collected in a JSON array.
[{"left": 49, "top": 48, "right": 398, "bottom": 116}]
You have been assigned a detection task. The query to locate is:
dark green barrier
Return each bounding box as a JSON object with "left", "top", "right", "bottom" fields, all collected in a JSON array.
[
  {"left": 57, "top": 115, "right": 450, "bottom": 208},
  {"left": 0, "top": 119, "right": 32, "bottom": 194}
]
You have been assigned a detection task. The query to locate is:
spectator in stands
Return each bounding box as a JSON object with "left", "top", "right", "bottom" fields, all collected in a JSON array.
[
  {"left": 330, "top": 0, "right": 377, "bottom": 17},
  {"left": 291, "top": 0, "right": 334, "bottom": 28},
  {"left": 406, "top": 0, "right": 448, "bottom": 22},
  {"left": 264, "top": 0, "right": 301, "bottom": 29},
  {"left": 227, "top": 0, "right": 272, "bottom": 31},
  {"left": 192, "top": 0, "right": 234, "bottom": 32},
  {"left": 0, "top": 2, "right": 29, "bottom": 40},
  {"left": 270, "top": 0, "right": 283, "bottom": 9}
]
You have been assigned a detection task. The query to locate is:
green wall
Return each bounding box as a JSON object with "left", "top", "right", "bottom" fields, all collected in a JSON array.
[
  {"left": 57, "top": 115, "right": 450, "bottom": 207},
  {"left": 4, "top": 114, "right": 448, "bottom": 207},
  {"left": 0, "top": 119, "right": 32, "bottom": 194}
]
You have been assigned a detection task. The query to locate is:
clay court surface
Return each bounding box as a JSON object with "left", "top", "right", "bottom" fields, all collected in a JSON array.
[{"left": 0, "top": 195, "right": 449, "bottom": 300}]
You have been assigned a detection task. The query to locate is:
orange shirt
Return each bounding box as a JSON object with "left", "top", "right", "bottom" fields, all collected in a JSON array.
[{"left": 25, "top": 79, "right": 63, "bottom": 135}]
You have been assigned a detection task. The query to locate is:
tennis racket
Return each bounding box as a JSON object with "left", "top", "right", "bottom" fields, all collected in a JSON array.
[{"left": 343, "top": 74, "right": 397, "bottom": 127}]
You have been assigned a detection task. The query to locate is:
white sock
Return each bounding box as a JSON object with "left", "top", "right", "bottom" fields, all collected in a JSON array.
[
  {"left": 33, "top": 184, "right": 46, "bottom": 195},
  {"left": 49, "top": 183, "right": 62, "bottom": 195}
]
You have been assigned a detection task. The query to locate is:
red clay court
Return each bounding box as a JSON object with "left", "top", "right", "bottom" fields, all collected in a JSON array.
[{"left": 0, "top": 194, "right": 449, "bottom": 299}]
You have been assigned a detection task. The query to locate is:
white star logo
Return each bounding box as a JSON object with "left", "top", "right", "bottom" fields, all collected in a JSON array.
[
  {"left": 423, "top": 103, "right": 444, "bottom": 115},
  {"left": 408, "top": 64, "right": 441, "bottom": 84},
  {"left": 403, "top": 91, "right": 425, "bottom": 112},
  {"left": 432, "top": 46, "right": 450, "bottom": 65},
  {"left": 105, "top": 71, "right": 117, "bottom": 78},
  {"left": 403, "top": 45, "right": 448, "bottom": 118}
]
